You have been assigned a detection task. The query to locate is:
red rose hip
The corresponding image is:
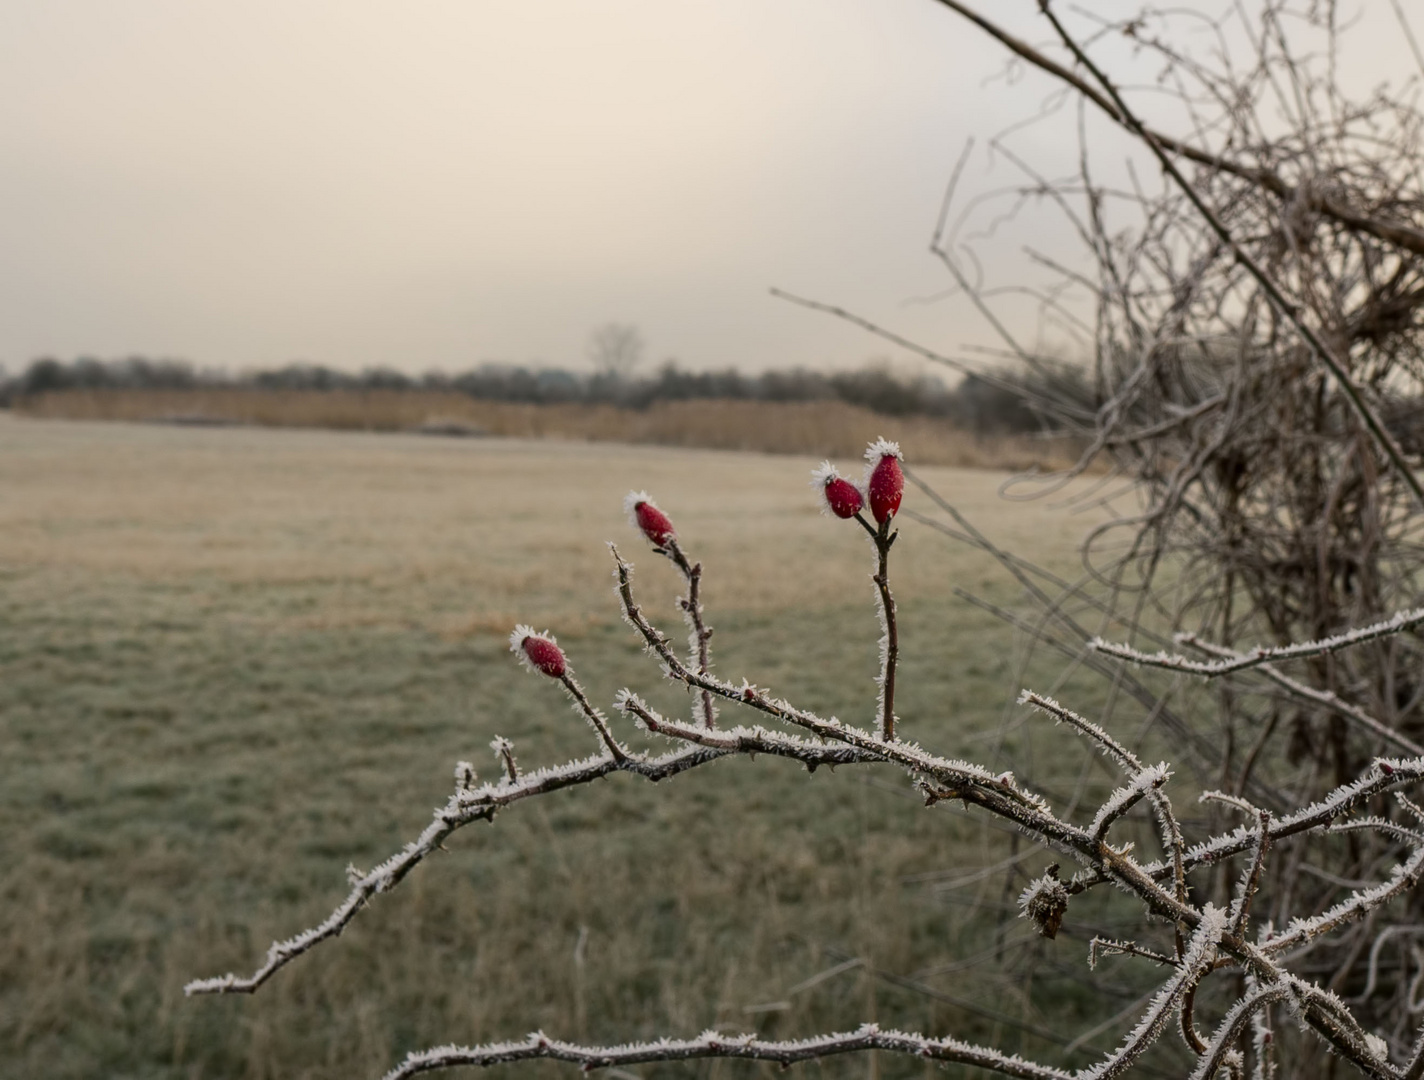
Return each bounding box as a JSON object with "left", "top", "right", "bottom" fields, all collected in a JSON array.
[
  {"left": 624, "top": 491, "right": 676, "bottom": 547},
  {"left": 510, "top": 625, "right": 567, "bottom": 678},
  {"left": 864, "top": 439, "right": 904, "bottom": 524},
  {"left": 811, "top": 461, "right": 864, "bottom": 519}
]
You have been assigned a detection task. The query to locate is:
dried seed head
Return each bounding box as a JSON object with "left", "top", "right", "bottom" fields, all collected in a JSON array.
[
  {"left": 624, "top": 491, "right": 676, "bottom": 547},
  {"left": 1018, "top": 867, "right": 1070, "bottom": 939},
  {"left": 863, "top": 438, "right": 904, "bottom": 524},
  {"left": 811, "top": 461, "right": 865, "bottom": 519},
  {"left": 510, "top": 624, "right": 567, "bottom": 678}
]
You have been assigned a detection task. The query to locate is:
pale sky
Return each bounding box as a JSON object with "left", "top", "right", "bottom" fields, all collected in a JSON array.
[{"left": 1, "top": 2, "right": 1418, "bottom": 376}]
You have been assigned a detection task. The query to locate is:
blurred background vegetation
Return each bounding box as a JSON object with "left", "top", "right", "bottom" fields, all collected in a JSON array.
[{"left": 0, "top": 353, "right": 1091, "bottom": 435}]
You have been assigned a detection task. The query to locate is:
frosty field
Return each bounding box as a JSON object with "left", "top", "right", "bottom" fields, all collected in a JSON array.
[{"left": 0, "top": 415, "right": 1157, "bottom": 1079}]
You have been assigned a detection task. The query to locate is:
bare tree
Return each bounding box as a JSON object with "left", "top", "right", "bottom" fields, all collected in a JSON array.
[{"left": 588, "top": 322, "right": 645, "bottom": 379}]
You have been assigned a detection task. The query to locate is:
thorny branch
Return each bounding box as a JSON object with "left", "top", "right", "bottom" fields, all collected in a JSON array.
[
  {"left": 193, "top": 453, "right": 1424, "bottom": 1080},
  {"left": 855, "top": 509, "right": 900, "bottom": 740},
  {"left": 1091, "top": 607, "right": 1424, "bottom": 678},
  {"left": 880, "top": 1, "right": 1424, "bottom": 1066},
  {"left": 379, "top": 1025, "right": 1075, "bottom": 1080},
  {"left": 663, "top": 538, "right": 718, "bottom": 729}
]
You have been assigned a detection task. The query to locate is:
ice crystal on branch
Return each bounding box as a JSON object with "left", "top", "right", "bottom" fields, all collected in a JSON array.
[{"left": 189, "top": 449, "right": 1424, "bottom": 1079}]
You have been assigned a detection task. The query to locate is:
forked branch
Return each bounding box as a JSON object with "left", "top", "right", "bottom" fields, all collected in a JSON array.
[{"left": 191, "top": 450, "right": 1424, "bottom": 1080}]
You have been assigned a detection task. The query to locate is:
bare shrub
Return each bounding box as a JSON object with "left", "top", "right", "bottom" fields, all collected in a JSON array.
[
  {"left": 189, "top": 437, "right": 1424, "bottom": 1078},
  {"left": 896, "top": 6, "right": 1424, "bottom": 1068}
]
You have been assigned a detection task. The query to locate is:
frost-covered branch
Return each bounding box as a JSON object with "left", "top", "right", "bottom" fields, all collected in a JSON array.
[
  {"left": 192, "top": 440, "right": 1424, "bottom": 1080},
  {"left": 1229, "top": 811, "right": 1272, "bottom": 940},
  {"left": 1187, "top": 983, "right": 1293, "bottom": 1080},
  {"left": 863, "top": 441, "right": 904, "bottom": 741},
  {"left": 1088, "top": 937, "right": 1176, "bottom": 969},
  {"left": 1146, "top": 759, "right": 1424, "bottom": 878},
  {"left": 1019, "top": 691, "right": 1187, "bottom": 905},
  {"left": 612, "top": 545, "right": 1089, "bottom": 849},
  {"left": 1178, "top": 634, "right": 1424, "bottom": 759},
  {"left": 814, "top": 445, "right": 905, "bottom": 740},
  {"left": 380, "top": 1025, "right": 1076, "bottom": 1080},
  {"left": 1261, "top": 840, "right": 1424, "bottom": 957},
  {"left": 184, "top": 742, "right": 729, "bottom": 995},
  {"left": 1079, "top": 905, "right": 1228, "bottom": 1080},
  {"left": 616, "top": 692, "right": 867, "bottom": 770},
  {"left": 1091, "top": 608, "right": 1424, "bottom": 678},
  {"left": 1089, "top": 765, "right": 1171, "bottom": 844},
  {"left": 624, "top": 492, "right": 717, "bottom": 729}
]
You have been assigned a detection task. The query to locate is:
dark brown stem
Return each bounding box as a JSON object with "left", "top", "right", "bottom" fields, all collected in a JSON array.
[
  {"left": 559, "top": 673, "right": 626, "bottom": 762},
  {"left": 1405, "top": 1027, "right": 1424, "bottom": 1080},
  {"left": 664, "top": 539, "right": 716, "bottom": 729},
  {"left": 1233, "top": 811, "right": 1273, "bottom": 938},
  {"left": 857, "top": 512, "right": 900, "bottom": 742},
  {"left": 495, "top": 740, "right": 519, "bottom": 783},
  {"left": 1180, "top": 987, "right": 1208, "bottom": 1056},
  {"left": 1089, "top": 937, "right": 1177, "bottom": 968}
]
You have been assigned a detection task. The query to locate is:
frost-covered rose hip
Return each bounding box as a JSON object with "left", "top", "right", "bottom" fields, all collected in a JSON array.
[
  {"left": 510, "top": 624, "right": 567, "bottom": 678},
  {"left": 864, "top": 438, "right": 904, "bottom": 524},
  {"left": 624, "top": 491, "right": 676, "bottom": 547},
  {"left": 824, "top": 477, "right": 864, "bottom": 519},
  {"left": 811, "top": 461, "right": 864, "bottom": 519}
]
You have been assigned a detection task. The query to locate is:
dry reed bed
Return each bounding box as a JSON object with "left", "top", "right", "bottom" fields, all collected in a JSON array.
[{"left": 15, "top": 388, "right": 1083, "bottom": 471}]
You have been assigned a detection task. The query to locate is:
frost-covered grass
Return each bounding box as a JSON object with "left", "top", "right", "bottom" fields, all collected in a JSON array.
[{"left": 0, "top": 416, "right": 1158, "bottom": 1080}]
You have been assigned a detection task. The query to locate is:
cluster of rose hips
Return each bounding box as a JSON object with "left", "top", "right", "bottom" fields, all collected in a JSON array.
[
  {"left": 511, "top": 439, "right": 905, "bottom": 676},
  {"left": 812, "top": 438, "right": 904, "bottom": 526}
]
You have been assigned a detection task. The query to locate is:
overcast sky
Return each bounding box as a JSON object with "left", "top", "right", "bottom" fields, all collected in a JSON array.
[{"left": 1, "top": 2, "right": 1419, "bottom": 376}]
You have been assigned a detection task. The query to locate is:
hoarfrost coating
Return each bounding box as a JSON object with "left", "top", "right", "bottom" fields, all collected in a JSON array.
[
  {"left": 191, "top": 446, "right": 1424, "bottom": 1080},
  {"left": 510, "top": 626, "right": 566, "bottom": 679},
  {"left": 863, "top": 444, "right": 904, "bottom": 524},
  {"left": 810, "top": 460, "right": 865, "bottom": 519}
]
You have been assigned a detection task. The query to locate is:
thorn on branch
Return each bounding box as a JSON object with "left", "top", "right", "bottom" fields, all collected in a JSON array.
[
  {"left": 455, "top": 761, "right": 477, "bottom": 790},
  {"left": 491, "top": 737, "right": 519, "bottom": 783}
]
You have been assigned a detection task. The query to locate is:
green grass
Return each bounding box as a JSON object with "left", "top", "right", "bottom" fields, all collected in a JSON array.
[{"left": 0, "top": 417, "right": 1181, "bottom": 1080}]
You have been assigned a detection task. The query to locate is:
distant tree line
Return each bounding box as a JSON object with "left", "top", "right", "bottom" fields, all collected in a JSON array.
[{"left": 0, "top": 355, "right": 1094, "bottom": 436}]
